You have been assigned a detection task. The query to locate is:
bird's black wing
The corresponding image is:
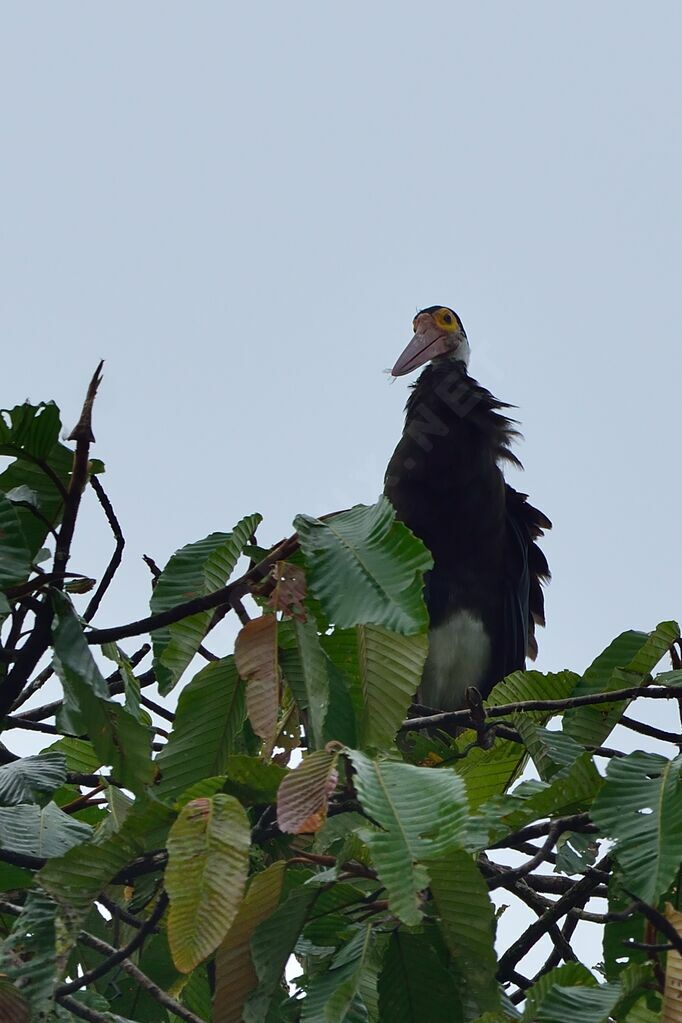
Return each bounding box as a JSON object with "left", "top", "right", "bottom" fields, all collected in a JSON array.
[{"left": 503, "top": 485, "right": 551, "bottom": 677}]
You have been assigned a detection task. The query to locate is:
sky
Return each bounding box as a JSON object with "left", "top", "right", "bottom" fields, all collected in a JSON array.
[{"left": 2, "top": 0, "right": 681, "bottom": 976}]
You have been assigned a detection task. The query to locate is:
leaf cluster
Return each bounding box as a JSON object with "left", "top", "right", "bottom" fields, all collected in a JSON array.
[{"left": 0, "top": 388, "right": 681, "bottom": 1023}]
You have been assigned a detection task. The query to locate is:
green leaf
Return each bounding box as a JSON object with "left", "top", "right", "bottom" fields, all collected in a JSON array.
[
  {"left": 0, "top": 493, "right": 32, "bottom": 590},
  {"left": 535, "top": 982, "right": 622, "bottom": 1022},
  {"left": 521, "top": 964, "right": 598, "bottom": 1022},
  {"left": 348, "top": 750, "right": 468, "bottom": 925},
  {"left": 0, "top": 802, "right": 91, "bottom": 857},
  {"left": 564, "top": 624, "right": 680, "bottom": 748},
  {"left": 0, "top": 753, "right": 67, "bottom": 805},
  {"left": 38, "top": 795, "right": 173, "bottom": 915},
  {"left": 0, "top": 401, "right": 62, "bottom": 459},
  {"left": 44, "top": 737, "right": 102, "bottom": 775},
  {"left": 449, "top": 671, "right": 580, "bottom": 811},
  {"left": 514, "top": 720, "right": 586, "bottom": 780},
  {"left": 469, "top": 752, "right": 602, "bottom": 850},
  {"left": 0, "top": 891, "right": 58, "bottom": 1018},
  {"left": 357, "top": 626, "right": 427, "bottom": 749},
  {"left": 214, "top": 861, "right": 287, "bottom": 1023},
  {"left": 591, "top": 751, "right": 682, "bottom": 902},
  {"left": 245, "top": 883, "right": 321, "bottom": 1023},
  {"left": 295, "top": 499, "right": 432, "bottom": 635},
  {"left": 156, "top": 656, "right": 244, "bottom": 801},
  {"left": 291, "top": 617, "right": 331, "bottom": 748},
  {"left": 151, "top": 514, "right": 261, "bottom": 694},
  {"left": 378, "top": 930, "right": 463, "bottom": 1023},
  {"left": 554, "top": 831, "right": 599, "bottom": 876},
  {"left": 428, "top": 847, "right": 499, "bottom": 1012},
  {"left": 52, "top": 596, "right": 154, "bottom": 793},
  {"left": 0, "top": 402, "right": 74, "bottom": 559},
  {"left": 223, "top": 754, "right": 287, "bottom": 805},
  {"left": 301, "top": 925, "right": 375, "bottom": 1023},
  {"left": 165, "top": 793, "right": 250, "bottom": 972}
]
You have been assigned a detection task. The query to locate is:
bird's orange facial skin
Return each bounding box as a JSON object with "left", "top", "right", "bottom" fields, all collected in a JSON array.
[{"left": 392, "top": 306, "right": 465, "bottom": 377}]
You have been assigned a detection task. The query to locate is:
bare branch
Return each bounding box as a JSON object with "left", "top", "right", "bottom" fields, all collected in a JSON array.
[
  {"left": 83, "top": 476, "right": 125, "bottom": 622},
  {"left": 57, "top": 892, "right": 167, "bottom": 996}
]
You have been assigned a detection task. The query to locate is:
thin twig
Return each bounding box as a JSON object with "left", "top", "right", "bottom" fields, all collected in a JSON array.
[
  {"left": 85, "top": 533, "right": 300, "bottom": 645},
  {"left": 488, "top": 827, "right": 560, "bottom": 890},
  {"left": 57, "top": 892, "right": 168, "bottom": 996},
  {"left": 139, "top": 693, "right": 174, "bottom": 723},
  {"left": 496, "top": 854, "right": 612, "bottom": 980},
  {"left": 402, "top": 685, "right": 679, "bottom": 731},
  {"left": 56, "top": 995, "right": 114, "bottom": 1023},
  {"left": 83, "top": 476, "right": 125, "bottom": 622},
  {"left": 619, "top": 714, "right": 682, "bottom": 746}
]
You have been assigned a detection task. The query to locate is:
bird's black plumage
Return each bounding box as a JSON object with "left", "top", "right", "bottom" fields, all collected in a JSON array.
[{"left": 384, "top": 322, "right": 550, "bottom": 710}]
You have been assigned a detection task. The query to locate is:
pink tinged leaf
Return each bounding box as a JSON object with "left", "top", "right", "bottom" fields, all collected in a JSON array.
[
  {"left": 277, "top": 746, "right": 341, "bottom": 834},
  {"left": 235, "top": 616, "right": 280, "bottom": 748},
  {"left": 266, "top": 561, "right": 307, "bottom": 621}
]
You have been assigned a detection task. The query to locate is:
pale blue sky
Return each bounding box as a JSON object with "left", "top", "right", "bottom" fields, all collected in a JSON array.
[
  {"left": 2, "top": 0, "right": 681, "bottom": 977},
  {"left": 4, "top": 3, "right": 680, "bottom": 679},
  {"left": 4, "top": 0, "right": 682, "bottom": 710}
]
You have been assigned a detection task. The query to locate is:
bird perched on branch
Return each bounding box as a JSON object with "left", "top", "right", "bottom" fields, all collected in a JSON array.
[{"left": 384, "top": 306, "right": 550, "bottom": 711}]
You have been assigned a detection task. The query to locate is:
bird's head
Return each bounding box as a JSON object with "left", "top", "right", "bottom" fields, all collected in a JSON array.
[{"left": 391, "top": 305, "right": 470, "bottom": 377}]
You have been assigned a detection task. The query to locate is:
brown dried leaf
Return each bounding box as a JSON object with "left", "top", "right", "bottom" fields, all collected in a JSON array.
[
  {"left": 267, "top": 561, "right": 307, "bottom": 621},
  {"left": 214, "top": 862, "right": 286, "bottom": 1023},
  {"left": 0, "top": 980, "right": 30, "bottom": 1023},
  {"left": 663, "top": 904, "right": 682, "bottom": 1023},
  {"left": 277, "top": 746, "right": 340, "bottom": 834},
  {"left": 235, "top": 616, "right": 280, "bottom": 748}
]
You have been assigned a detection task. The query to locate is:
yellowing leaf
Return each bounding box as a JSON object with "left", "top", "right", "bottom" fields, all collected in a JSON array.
[{"left": 166, "top": 794, "right": 250, "bottom": 973}]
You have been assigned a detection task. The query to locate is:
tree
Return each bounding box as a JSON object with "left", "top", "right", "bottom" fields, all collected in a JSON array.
[{"left": 0, "top": 370, "right": 681, "bottom": 1023}]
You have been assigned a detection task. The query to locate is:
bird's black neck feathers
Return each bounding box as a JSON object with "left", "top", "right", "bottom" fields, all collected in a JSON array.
[{"left": 403, "top": 358, "right": 522, "bottom": 472}]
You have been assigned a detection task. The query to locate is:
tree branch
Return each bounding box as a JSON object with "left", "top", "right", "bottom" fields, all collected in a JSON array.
[
  {"left": 83, "top": 475, "right": 125, "bottom": 622},
  {"left": 57, "top": 892, "right": 167, "bottom": 996}
]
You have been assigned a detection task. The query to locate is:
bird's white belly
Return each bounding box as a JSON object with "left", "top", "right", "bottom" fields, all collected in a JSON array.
[{"left": 418, "top": 609, "right": 491, "bottom": 711}]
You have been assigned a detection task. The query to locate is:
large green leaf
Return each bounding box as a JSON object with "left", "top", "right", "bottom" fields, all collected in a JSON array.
[
  {"left": 428, "top": 847, "right": 499, "bottom": 1012},
  {"left": 521, "top": 964, "right": 598, "bottom": 1022},
  {"left": 348, "top": 750, "right": 468, "bottom": 925},
  {"left": 295, "top": 499, "right": 432, "bottom": 635},
  {"left": 378, "top": 930, "right": 462, "bottom": 1023},
  {"left": 156, "top": 656, "right": 245, "bottom": 801},
  {"left": 450, "top": 670, "right": 580, "bottom": 810},
  {"left": 291, "top": 617, "right": 331, "bottom": 748},
  {"left": 591, "top": 751, "right": 682, "bottom": 902},
  {"left": 244, "top": 883, "right": 322, "bottom": 1023},
  {"left": 214, "top": 862, "right": 287, "bottom": 1023},
  {"left": 38, "top": 795, "right": 173, "bottom": 915},
  {"left": 165, "top": 794, "right": 250, "bottom": 973},
  {"left": 564, "top": 623, "right": 679, "bottom": 748},
  {"left": 0, "top": 753, "right": 67, "bottom": 805},
  {"left": 151, "top": 514, "right": 261, "bottom": 694},
  {"left": 45, "top": 737, "right": 102, "bottom": 775},
  {"left": 0, "top": 891, "right": 58, "bottom": 1019},
  {"left": 0, "top": 492, "right": 32, "bottom": 590},
  {"left": 52, "top": 596, "right": 154, "bottom": 793},
  {"left": 0, "top": 402, "right": 74, "bottom": 558},
  {"left": 301, "top": 925, "right": 375, "bottom": 1023},
  {"left": 0, "top": 802, "right": 91, "bottom": 858},
  {"left": 468, "top": 752, "right": 602, "bottom": 851}
]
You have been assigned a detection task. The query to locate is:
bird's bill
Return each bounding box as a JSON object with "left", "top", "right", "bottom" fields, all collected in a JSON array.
[{"left": 391, "top": 324, "right": 450, "bottom": 377}]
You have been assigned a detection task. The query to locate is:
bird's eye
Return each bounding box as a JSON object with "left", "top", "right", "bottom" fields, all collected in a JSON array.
[{"left": 442, "top": 313, "right": 453, "bottom": 325}]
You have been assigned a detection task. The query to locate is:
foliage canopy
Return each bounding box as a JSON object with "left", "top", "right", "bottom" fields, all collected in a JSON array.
[{"left": 1, "top": 376, "right": 681, "bottom": 1022}]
